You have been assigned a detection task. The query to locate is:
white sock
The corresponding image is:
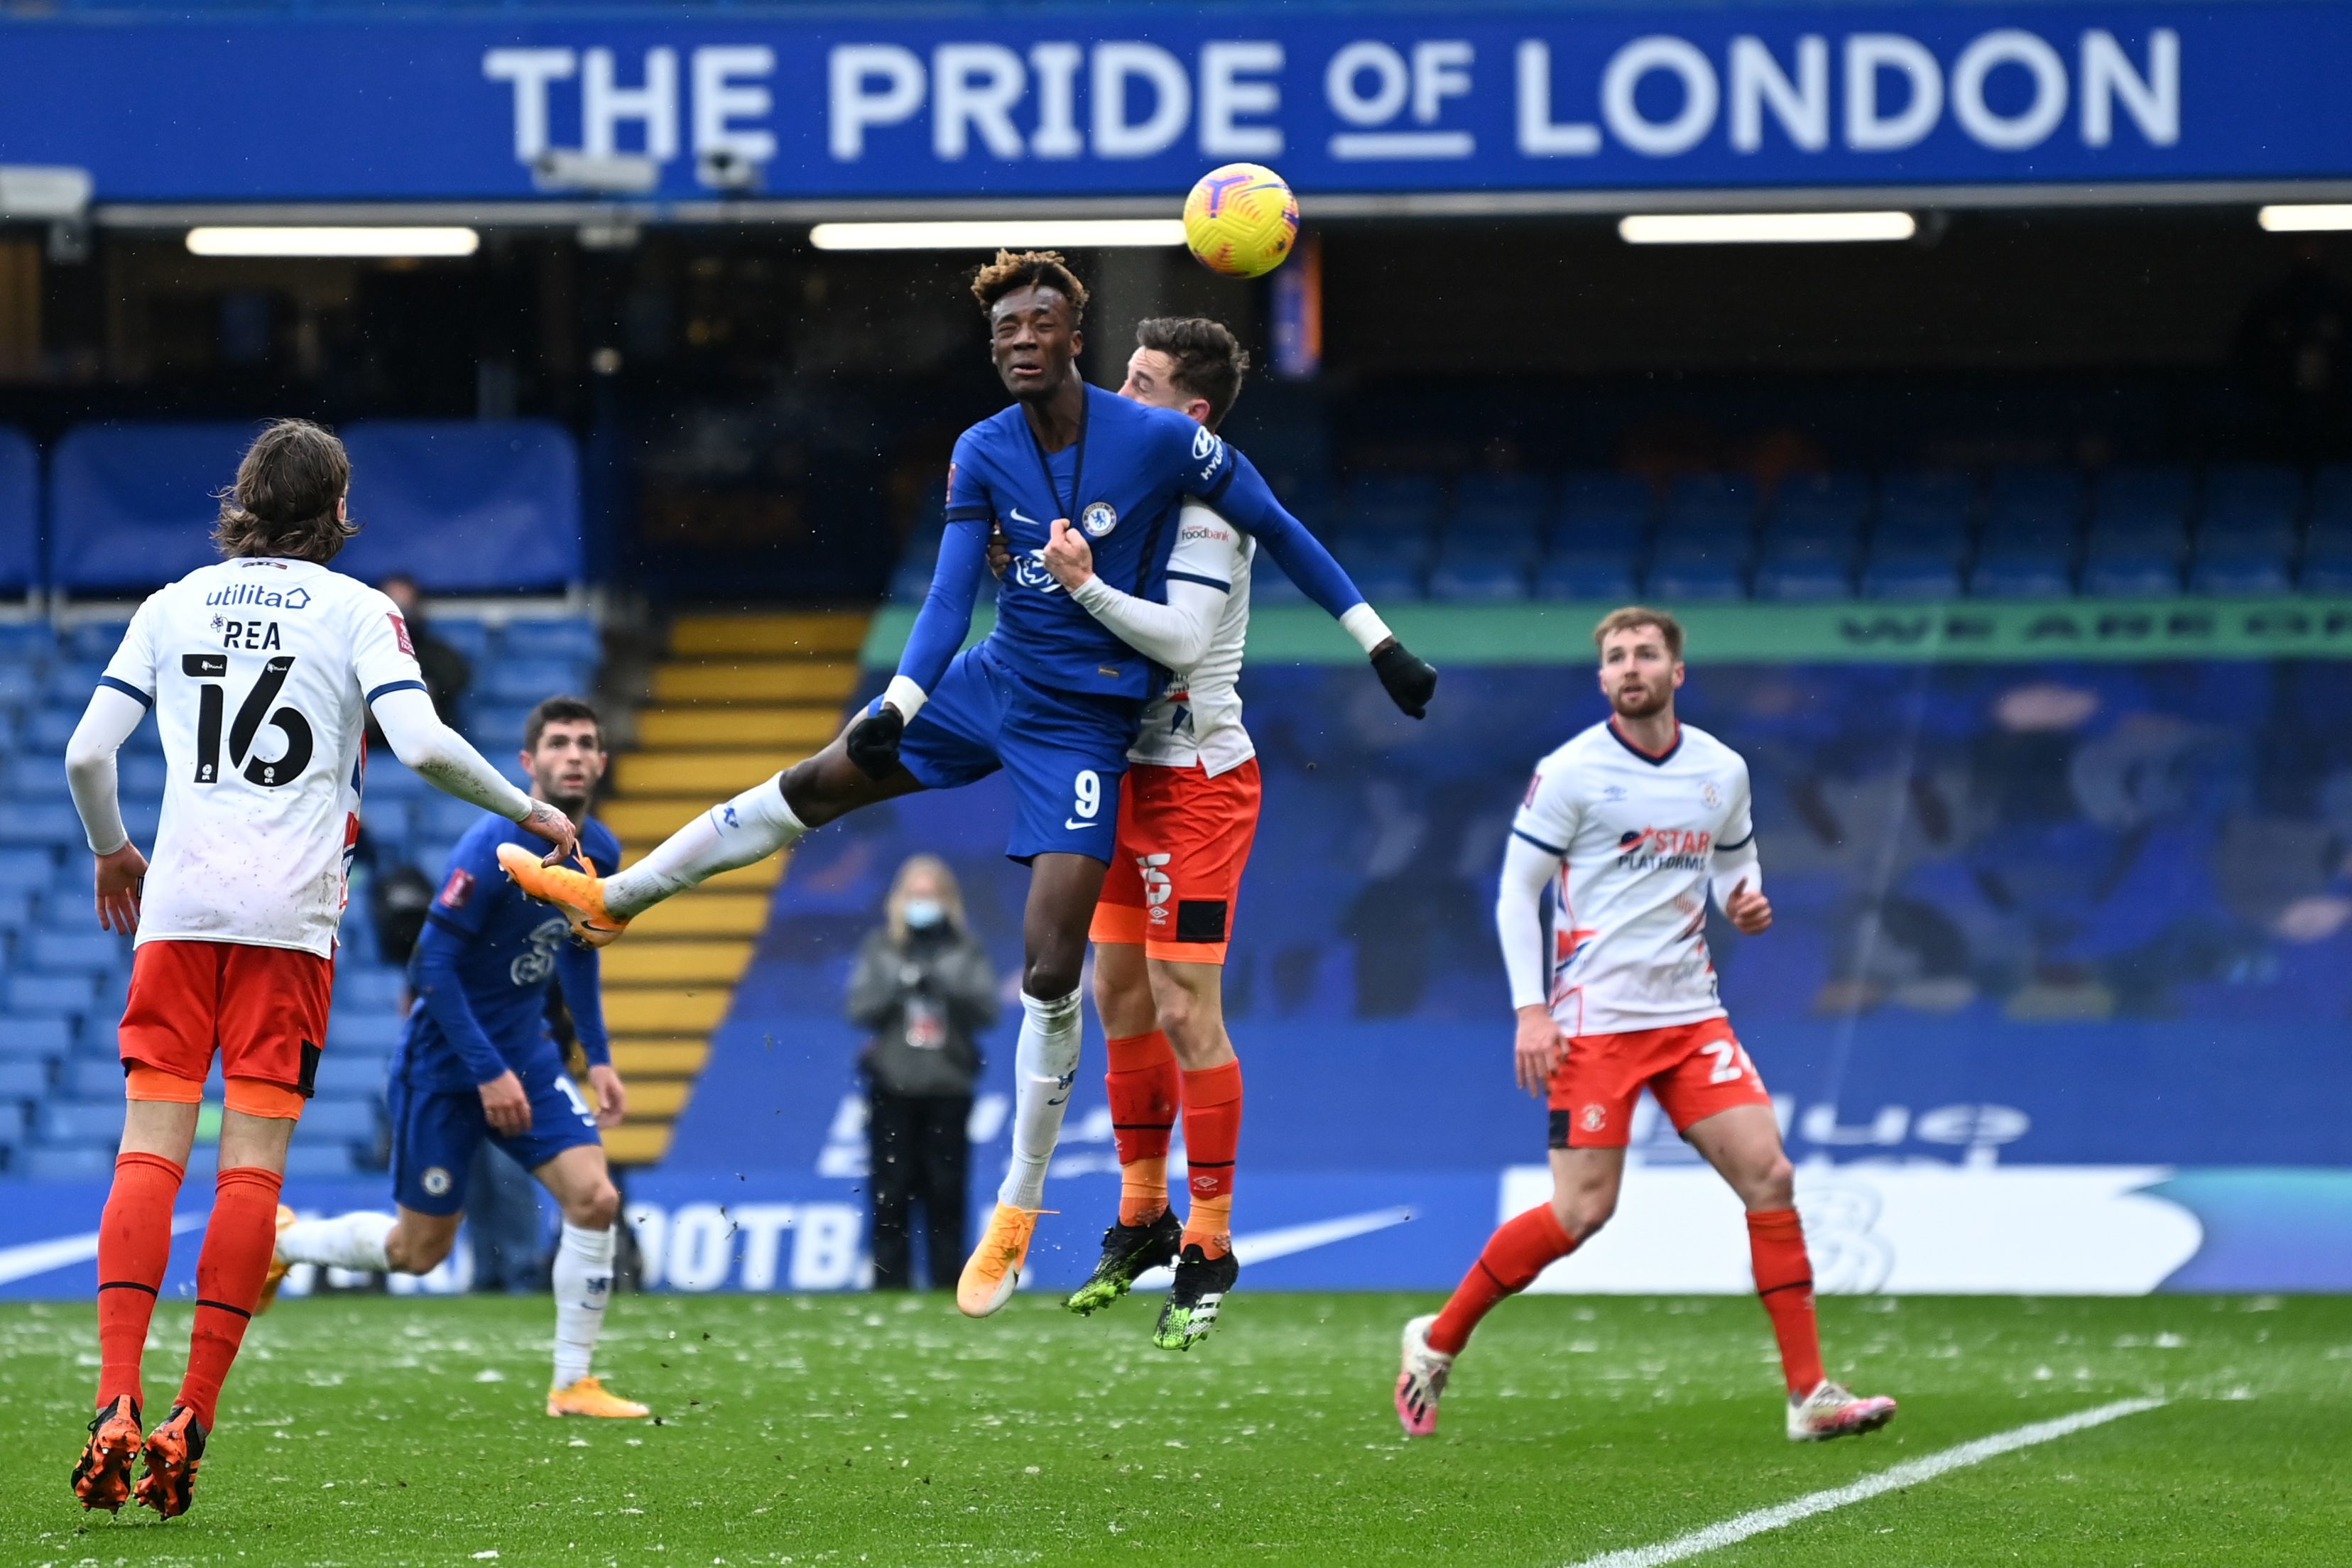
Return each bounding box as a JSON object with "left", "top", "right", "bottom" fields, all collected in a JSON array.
[
  {"left": 604, "top": 775, "right": 806, "bottom": 918},
  {"left": 550, "top": 1221, "right": 615, "bottom": 1388},
  {"left": 276, "top": 1210, "right": 395, "bottom": 1272},
  {"left": 996, "top": 989, "right": 1084, "bottom": 1210}
]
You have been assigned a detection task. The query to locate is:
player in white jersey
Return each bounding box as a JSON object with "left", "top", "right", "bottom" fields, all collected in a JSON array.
[
  {"left": 1394, "top": 606, "right": 1896, "bottom": 1442},
  {"left": 1008, "top": 319, "right": 1408, "bottom": 1348},
  {"left": 66, "top": 420, "right": 577, "bottom": 1519}
]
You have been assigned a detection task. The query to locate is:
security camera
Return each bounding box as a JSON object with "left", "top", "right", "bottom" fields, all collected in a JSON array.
[{"left": 697, "top": 149, "right": 765, "bottom": 194}]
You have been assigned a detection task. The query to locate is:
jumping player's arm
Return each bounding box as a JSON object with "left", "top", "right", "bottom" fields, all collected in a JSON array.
[
  {"left": 1500, "top": 761, "right": 1581, "bottom": 1097},
  {"left": 415, "top": 829, "right": 535, "bottom": 1133},
  {"left": 847, "top": 436, "right": 991, "bottom": 777},
  {"left": 1709, "top": 760, "right": 1771, "bottom": 935},
  {"left": 353, "top": 597, "right": 577, "bottom": 861},
  {"left": 1042, "top": 503, "right": 1232, "bottom": 670},
  {"left": 1173, "top": 430, "right": 1437, "bottom": 717}
]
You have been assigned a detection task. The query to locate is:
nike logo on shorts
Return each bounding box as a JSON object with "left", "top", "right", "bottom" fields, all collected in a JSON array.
[{"left": 1065, "top": 817, "right": 1091, "bottom": 830}]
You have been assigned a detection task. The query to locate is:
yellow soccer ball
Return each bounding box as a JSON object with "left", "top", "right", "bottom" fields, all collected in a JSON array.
[{"left": 1183, "top": 163, "right": 1299, "bottom": 278}]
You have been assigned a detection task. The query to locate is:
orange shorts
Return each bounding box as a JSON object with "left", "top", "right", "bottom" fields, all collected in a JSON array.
[
  {"left": 1089, "top": 758, "right": 1261, "bottom": 964},
  {"left": 1546, "top": 1018, "right": 1770, "bottom": 1148},
  {"left": 118, "top": 939, "right": 332, "bottom": 1101}
]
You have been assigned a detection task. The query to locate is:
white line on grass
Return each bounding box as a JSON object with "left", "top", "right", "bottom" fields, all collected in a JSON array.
[{"left": 1566, "top": 1397, "right": 2167, "bottom": 1568}]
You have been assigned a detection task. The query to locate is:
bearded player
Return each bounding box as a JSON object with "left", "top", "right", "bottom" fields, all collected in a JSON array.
[
  {"left": 268, "top": 697, "right": 647, "bottom": 1421},
  {"left": 1009, "top": 318, "right": 1263, "bottom": 1349},
  {"left": 502, "top": 252, "right": 1436, "bottom": 1319},
  {"left": 1393, "top": 606, "right": 1898, "bottom": 1442},
  {"left": 64, "top": 420, "right": 578, "bottom": 1517}
]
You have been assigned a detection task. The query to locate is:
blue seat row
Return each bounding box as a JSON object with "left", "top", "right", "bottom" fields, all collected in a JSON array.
[
  {"left": 891, "top": 464, "right": 2352, "bottom": 606},
  {"left": 1, "top": 419, "right": 584, "bottom": 595}
]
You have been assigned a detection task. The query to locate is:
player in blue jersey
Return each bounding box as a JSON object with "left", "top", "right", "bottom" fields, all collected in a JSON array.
[
  {"left": 503, "top": 251, "right": 1435, "bottom": 1317},
  {"left": 269, "top": 697, "right": 649, "bottom": 1420}
]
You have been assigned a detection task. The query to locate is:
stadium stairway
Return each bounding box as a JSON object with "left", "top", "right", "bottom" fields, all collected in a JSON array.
[{"left": 594, "top": 611, "right": 864, "bottom": 1165}]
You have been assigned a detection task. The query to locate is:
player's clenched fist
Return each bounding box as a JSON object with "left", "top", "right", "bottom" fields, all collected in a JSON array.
[
  {"left": 1042, "top": 516, "right": 1096, "bottom": 590},
  {"left": 477, "top": 1068, "right": 533, "bottom": 1136},
  {"left": 846, "top": 701, "right": 906, "bottom": 778},
  {"left": 1513, "top": 1003, "right": 1564, "bottom": 1098},
  {"left": 1723, "top": 878, "right": 1773, "bottom": 935},
  {"left": 1371, "top": 638, "right": 1438, "bottom": 719}
]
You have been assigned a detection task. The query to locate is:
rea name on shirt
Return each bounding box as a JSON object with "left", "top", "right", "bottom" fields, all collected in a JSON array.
[
  {"left": 98, "top": 556, "right": 427, "bottom": 957},
  {"left": 1511, "top": 720, "right": 1754, "bottom": 1038}
]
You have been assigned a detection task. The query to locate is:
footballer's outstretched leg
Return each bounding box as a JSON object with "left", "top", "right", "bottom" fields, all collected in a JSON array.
[{"left": 1066, "top": 1211, "right": 1182, "bottom": 1316}]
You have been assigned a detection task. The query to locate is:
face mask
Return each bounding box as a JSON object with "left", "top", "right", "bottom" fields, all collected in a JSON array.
[{"left": 903, "top": 898, "right": 946, "bottom": 930}]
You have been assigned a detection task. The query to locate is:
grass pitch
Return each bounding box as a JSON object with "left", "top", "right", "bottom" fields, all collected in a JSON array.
[{"left": 2, "top": 1291, "right": 2346, "bottom": 1567}]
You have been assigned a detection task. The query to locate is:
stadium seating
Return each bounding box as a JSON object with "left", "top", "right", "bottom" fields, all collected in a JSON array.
[
  {"left": 339, "top": 420, "right": 584, "bottom": 592},
  {"left": 0, "top": 427, "right": 35, "bottom": 595},
  {"left": 2193, "top": 464, "right": 2302, "bottom": 594},
  {"left": 2084, "top": 467, "right": 2192, "bottom": 597},
  {"left": 0, "top": 606, "right": 604, "bottom": 1178},
  {"left": 49, "top": 423, "right": 259, "bottom": 593}
]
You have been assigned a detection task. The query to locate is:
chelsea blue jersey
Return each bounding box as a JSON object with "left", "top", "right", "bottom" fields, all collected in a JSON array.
[
  {"left": 945, "top": 385, "right": 1236, "bottom": 700},
  {"left": 393, "top": 812, "right": 620, "bottom": 1094}
]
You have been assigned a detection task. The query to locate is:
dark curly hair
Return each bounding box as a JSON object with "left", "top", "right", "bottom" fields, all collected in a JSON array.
[
  {"left": 969, "top": 249, "right": 1089, "bottom": 322},
  {"left": 1136, "top": 316, "right": 1251, "bottom": 428},
  {"left": 212, "top": 418, "right": 358, "bottom": 565}
]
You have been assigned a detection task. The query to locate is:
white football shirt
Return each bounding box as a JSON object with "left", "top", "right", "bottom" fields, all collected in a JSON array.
[
  {"left": 1128, "top": 500, "right": 1256, "bottom": 778},
  {"left": 100, "top": 555, "right": 428, "bottom": 957},
  {"left": 1510, "top": 719, "right": 1754, "bottom": 1036}
]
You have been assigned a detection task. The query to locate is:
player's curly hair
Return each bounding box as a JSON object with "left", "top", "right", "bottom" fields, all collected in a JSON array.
[
  {"left": 1136, "top": 317, "right": 1251, "bottom": 428},
  {"left": 212, "top": 418, "right": 358, "bottom": 565},
  {"left": 969, "top": 249, "right": 1089, "bottom": 322}
]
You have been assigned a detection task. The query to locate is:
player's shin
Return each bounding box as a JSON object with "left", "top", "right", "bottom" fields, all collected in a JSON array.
[
  {"left": 604, "top": 776, "right": 807, "bottom": 919},
  {"left": 998, "top": 989, "right": 1084, "bottom": 1211},
  {"left": 1427, "top": 1204, "right": 1577, "bottom": 1357},
  {"left": 275, "top": 1210, "right": 396, "bottom": 1272},
  {"left": 1179, "top": 1060, "right": 1241, "bottom": 1258},
  {"left": 94, "top": 1151, "right": 185, "bottom": 1415},
  {"left": 177, "top": 1165, "right": 285, "bottom": 1432},
  {"left": 1105, "top": 1029, "right": 1180, "bottom": 1224},
  {"left": 1747, "top": 1207, "right": 1827, "bottom": 1396},
  {"left": 550, "top": 1222, "right": 614, "bottom": 1389}
]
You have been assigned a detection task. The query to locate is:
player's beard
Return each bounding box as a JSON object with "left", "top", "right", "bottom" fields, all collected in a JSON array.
[{"left": 1610, "top": 682, "right": 1672, "bottom": 721}]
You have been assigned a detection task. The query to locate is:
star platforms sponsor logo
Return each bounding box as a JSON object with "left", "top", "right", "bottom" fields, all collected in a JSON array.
[{"left": 1616, "top": 826, "right": 1713, "bottom": 871}]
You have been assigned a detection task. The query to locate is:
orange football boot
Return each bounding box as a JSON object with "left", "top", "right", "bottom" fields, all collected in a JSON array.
[
  {"left": 134, "top": 1405, "right": 206, "bottom": 1520},
  {"left": 496, "top": 844, "right": 628, "bottom": 947},
  {"left": 70, "top": 1395, "right": 142, "bottom": 1512}
]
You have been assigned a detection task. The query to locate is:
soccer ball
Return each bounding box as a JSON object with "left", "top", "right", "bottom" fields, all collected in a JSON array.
[{"left": 1183, "top": 164, "right": 1299, "bottom": 278}]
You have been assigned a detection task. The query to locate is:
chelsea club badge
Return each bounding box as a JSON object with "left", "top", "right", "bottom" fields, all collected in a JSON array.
[{"left": 1080, "top": 500, "right": 1119, "bottom": 538}]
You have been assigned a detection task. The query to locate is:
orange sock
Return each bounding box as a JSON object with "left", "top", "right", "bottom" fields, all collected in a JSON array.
[
  {"left": 177, "top": 1165, "right": 283, "bottom": 1430},
  {"left": 1428, "top": 1204, "right": 1576, "bottom": 1356},
  {"left": 1105, "top": 1030, "right": 1180, "bottom": 1225},
  {"left": 1747, "top": 1207, "right": 1826, "bottom": 1395},
  {"left": 96, "top": 1151, "right": 185, "bottom": 1414},
  {"left": 1179, "top": 1060, "right": 1242, "bottom": 1258}
]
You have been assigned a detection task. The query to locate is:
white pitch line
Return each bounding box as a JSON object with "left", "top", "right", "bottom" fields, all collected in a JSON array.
[{"left": 1565, "top": 1397, "right": 2167, "bottom": 1568}]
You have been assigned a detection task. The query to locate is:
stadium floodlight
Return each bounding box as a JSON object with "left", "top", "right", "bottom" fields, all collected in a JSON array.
[
  {"left": 2258, "top": 204, "right": 2352, "bottom": 232},
  {"left": 185, "top": 227, "right": 482, "bottom": 258},
  {"left": 1617, "top": 211, "right": 1918, "bottom": 245},
  {"left": 808, "top": 219, "right": 1187, "bottom": 252}
]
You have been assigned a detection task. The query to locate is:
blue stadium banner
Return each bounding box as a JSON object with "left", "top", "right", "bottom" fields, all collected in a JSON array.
[{"left": 5, "top": 4, "right": 2352, "bottom": 204}]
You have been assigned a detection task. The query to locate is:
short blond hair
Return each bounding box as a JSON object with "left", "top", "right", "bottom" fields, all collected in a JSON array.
[{"left": 1592, "top": 606, "right": 1684, "bottom": 660}]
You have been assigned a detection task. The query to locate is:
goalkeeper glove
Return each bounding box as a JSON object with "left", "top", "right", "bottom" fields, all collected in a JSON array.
[
  {"left": 846, "top": 702, "right": 906, "bottom": 778},
  {"left": 1371, "top": 640, "right": 1437, "bottom": 719}
]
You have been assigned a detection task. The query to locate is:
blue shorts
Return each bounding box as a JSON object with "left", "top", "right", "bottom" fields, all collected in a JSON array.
[
  {"left": 388, "top": 1066, "right": 601, "bottom": 1216},
  {"left": 895, "top": 643, "right": 1142, "bottom": 864}
]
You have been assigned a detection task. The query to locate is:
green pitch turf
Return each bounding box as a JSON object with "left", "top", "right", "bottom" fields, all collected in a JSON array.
[{"left": 2, "top": 1292, "right": 2346, "bottom": 1567}]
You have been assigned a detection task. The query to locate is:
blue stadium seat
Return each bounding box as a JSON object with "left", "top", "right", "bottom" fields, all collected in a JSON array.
[
  {"left": 0, "top": 1101, "right": 28, "bottom": 1158},
  {"left": 312, "top": 1054, "right": 391, "bottom": 1099},
  {"left": 283, "top": 1145, "right": 363, "bottom": 1180},
  {"left": 2192, "top": 464, "right": 2301, "bottom": 594},
  {"left": 2300, "top": 466, "right": 2352, "bottom": 590},
  {"left": 0, "top": 888, "right": 34, "bottom": 935},
  {"left": 1339, "top": 558, "right": 1425, "bottom": 602},
  {"left": 1538, "top": 474, "right": 1648, "bottom": 600},
  {"left": 23, "top": 709, "right": 76, "bottom": 752},
  {"left": 336, "top": 967, "right": 408, "bottom": 1013},
  {"left": 292, "top": 1099, "right": 381, "bottom": 1143},
  {"left": 43, "top": 660, "right": 105, "bottom": 704},
  {"left": 329, "top": 1012, "right": 407, "bottom": 1053},
  {"left": 0, "top": 847, "right": 55, "bottom": 895},
  {"left": 479, "top": 658, "right": 589, "bottom": 704},
  {"left": 50, "top": 423, "right": 259, "bottom": 593},
  {"left": 366, "top": 762, "right": 430, "bottom": 803},
  {"left": 2, "top": 753, "right": 70, "bottom": 805},
  {"left": 503, "top": 617, "right": 602, "bottom": 663},
  {"left": 0, "top": 1016, "right": 74, "bottom": 1065},
  {"left": 1247, "top": 565, "right": 1307, "bottom": 606},
  {"left": 28, "top": 931, "right": 129, "bottom": 978},
  {"left": 1429, "top": 482, "right": 1542, "bottom": 603},
  {"left": 0, "top": 1059, "right": 51, "bottom": 1102},
  {"left": 1971, "top": 467, "right": 2081, "bottom": 598},
  {"left": 37, "top": 1097, "right": 124, "bottom": 1148},
  {"left": 62, "top": 621, "right": 131, "bottom": 662},
  {"left": 1755, "top": 473, "right": 1868, "bottom": 601},
  {"left": 0, "top": 427, "right": 36, "bottom": 594},
  {"left": 465, "top": 702, "right": 538, "bottom": 753},
  {"left": 62, "top": 1056, "right": 125, "bottom": 1099},
  {"left": 1648, "top": 479, "right": 1757, "bottom": 601},
  {"left": 0, "top": 666, "right": 36, "bottom": 715},
  {"left": 418, "top": 791, "right": 492, "bottom": 842},
  {"left": 0, "top": 803, "right": 83, "bottom": 848},
  {"left": 1861, "top": 473, "right": 1972, "bottom": 599},
  {"left": 2082, "top": 466, "right": 2191, "bottom": 597},
  {"left": 338, "top": 420, "right": 584, "bottom": 591},
  {"left": 430, "top": 616, "right": 495, "bottom": 665},
  {"left": 18, "top": 1145, "right": 112, "bottom": 1180},
  {"left": 4, "top": 974, "right": 98, "bottom": 1017}
]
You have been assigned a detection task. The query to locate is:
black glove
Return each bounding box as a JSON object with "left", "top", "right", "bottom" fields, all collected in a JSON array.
[
  {"left": 1371, "top": 639, "right": 1437, "bottom": 719},
  {"left": 845, "top": 703, "right": 905, "bottom": 778}
]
